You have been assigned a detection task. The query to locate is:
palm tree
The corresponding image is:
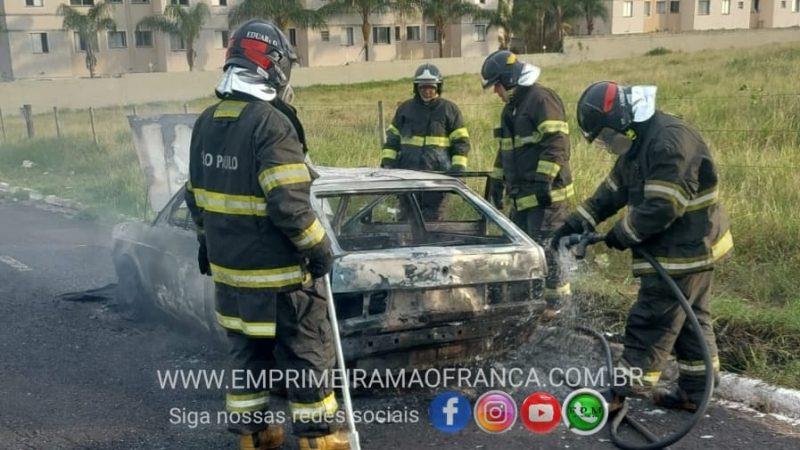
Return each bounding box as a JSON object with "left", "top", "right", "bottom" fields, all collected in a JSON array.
[
  {"left": 488, "top": 0, "right": 513, "bottom": 50},
  {"left": 547, "top": 0, "right": 580, "bottom": 50},
  {"left": 57, "top": 1, "right": 116, "bottom": 78},
  {"left": 577, "top": 0, "right": 608, "bottom": 36},
  {"left": 137, "top": 3, "right": 210, "bottom": 71},
  {"left": 229, "top": 0, "right": 326, "bottom": 30},
  {"left": 319, "top": 1, "right": 413, "bottom": 62},
  {"left": 414, "top": 0, "right": 491, "bottom": 58}
]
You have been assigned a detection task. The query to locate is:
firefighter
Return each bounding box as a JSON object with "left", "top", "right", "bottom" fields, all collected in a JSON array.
[
  {"left": 553, "top": 81, "right": 733, "bottom": 411},
  {"left": 480, "top": 50, "right": 573, "bottom": 318},
  {"left": 380, "top": 63, "right": 471, "bottom": 219},
  {"left": 185, "top": 20, "right": 348, "bottom": 450}
]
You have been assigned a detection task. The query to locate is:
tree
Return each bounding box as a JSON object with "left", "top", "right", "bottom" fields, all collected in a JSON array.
[
  {"left": 489, "top": 0, "right": 513, "bottom": 50},
  {"left": 320, "top": 1, "right": 413, "bottom": 62},
  {"left": 414, "top": 0, "right": 491, "bottom": 58},
  {"left": 137, "top": 3, "right": 210, "bottom": 71},
  {"left": 577, "top": 0, "right": 608, "bottom": 36},
  {"left": 57, "top": 1, "right": 116, "bottom": 78},
  {"left": 229, "top": 0, "right": 326, "bottom": 30}
]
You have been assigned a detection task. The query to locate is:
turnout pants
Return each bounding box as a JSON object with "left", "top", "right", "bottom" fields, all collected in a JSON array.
[
  {"left": 620, "top": 271, "right": 720, "bottom": 403},
  {"left": 217, "top": 280, "right": 338, "bottom": 437},
  {"left": 511, "top": 203, "right": 571, "bottom": 308}
]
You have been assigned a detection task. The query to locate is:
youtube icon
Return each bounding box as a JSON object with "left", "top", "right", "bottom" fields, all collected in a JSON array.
[{"left": 521, "top": 392, "right": 562, "bottom": 434}]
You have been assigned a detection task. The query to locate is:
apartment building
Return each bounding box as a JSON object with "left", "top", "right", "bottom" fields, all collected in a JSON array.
[
  {"left": 574, "top": 0, "right": 797, "bottom": 34},
  {"left": 0, "top": 0, "right": 498, "bottom": 80}
]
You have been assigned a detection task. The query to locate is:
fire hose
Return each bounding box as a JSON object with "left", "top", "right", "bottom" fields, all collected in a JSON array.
[{"left": 559, "top": 233, "right": 714, "bottom": 450}]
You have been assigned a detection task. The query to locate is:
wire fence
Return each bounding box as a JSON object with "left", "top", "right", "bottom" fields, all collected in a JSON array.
[{"left": 0, "top": 92, "right": 798, "bottom": 173}]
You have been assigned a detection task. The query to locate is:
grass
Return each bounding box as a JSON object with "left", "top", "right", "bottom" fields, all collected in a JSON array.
[{"left": 1, "top": 42, "right": 799, "bottom": 387}]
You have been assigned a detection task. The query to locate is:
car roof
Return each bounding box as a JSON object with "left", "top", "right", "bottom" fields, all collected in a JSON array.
[{"left": 313, "top": 166, "right": 456, "bottom": 187}]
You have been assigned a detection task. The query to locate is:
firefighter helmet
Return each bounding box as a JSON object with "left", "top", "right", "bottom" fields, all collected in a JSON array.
[
  {"left": 576, "top": 81, "right": 634, "bottom": 142},
  {"left": 224, "top": 19, "right": 297, "bottom": 91},
  {"left": 480, "top": 50, "right": 524, "bottom": 90},
  {"left": 413, "top": 63, "right": 443, "bottom": 94}
]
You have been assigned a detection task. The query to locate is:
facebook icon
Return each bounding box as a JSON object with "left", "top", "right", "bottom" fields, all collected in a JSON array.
[{"left": 429, "top": 392, "right": 471, "bottom": 433}]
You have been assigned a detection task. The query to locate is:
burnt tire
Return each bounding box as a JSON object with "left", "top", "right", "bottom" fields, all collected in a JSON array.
[{"left": 115, "top": 259, "right": 153, "bottom": 318}]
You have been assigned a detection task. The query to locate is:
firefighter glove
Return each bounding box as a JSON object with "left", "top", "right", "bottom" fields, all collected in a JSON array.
[
  {"left": 605, "top": 229, "right": 628, "bottom": 251},
  {"left": 533, "top": 182, "right": 553, "bottom": 207},
  {"left": 197, "top": 238, "right": 211, "bottom": 276},
  {"left": 380, "top": 158, "right": 396, "bottom": 169},
  {"left": 551, "top": 218, "right": 585, "bottom": 251},
  {"left": 304, "top": 243, "right": 334, "bottom": 279},
  {"left": 487, "top": 178, "right": 504, "bottom": 210}
]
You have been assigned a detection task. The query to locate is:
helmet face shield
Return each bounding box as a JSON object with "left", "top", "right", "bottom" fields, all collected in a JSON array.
[{"left": 595, "top": 127, "right": 633, "bottom": 155}]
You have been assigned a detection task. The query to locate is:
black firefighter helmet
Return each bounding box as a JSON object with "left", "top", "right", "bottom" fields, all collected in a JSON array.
[
  {"left": 576, "top": 81, "right": 634, "bottom": 142},
  {"left": 480, "top": 50, "right": 524, "bottom": 90},
  {"left": 413, "top": 63, "right": 443, "bottom": 95},
  {"left": 224, "top": 19, "right": 298, "bottom": 92}
]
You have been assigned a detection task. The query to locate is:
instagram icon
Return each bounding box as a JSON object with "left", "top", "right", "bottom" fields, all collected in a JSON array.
[{"left": 473, "top": 390, "right": 518, "bottom": 433}]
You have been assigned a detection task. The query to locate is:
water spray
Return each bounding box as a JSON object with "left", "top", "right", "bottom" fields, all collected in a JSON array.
[{"left": 559, "top": 232, "right": 715, "bottom": 450}]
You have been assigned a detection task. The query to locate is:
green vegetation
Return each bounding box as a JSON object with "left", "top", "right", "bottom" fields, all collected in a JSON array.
[
  {"left": 645, "top": 47, "right": 672, "bottom": 56},
  {"left": 1, "top": 42, "right": 799, "bottom": 386}
]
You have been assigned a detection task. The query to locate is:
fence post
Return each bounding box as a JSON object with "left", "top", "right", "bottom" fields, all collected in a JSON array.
[
  {"left": 21, "top": 104, "right": 34, "bottom": 139},
  {"left": 0, "top": 107, "right": 6, "bottom": 142},
  {"left": 131, "top": 104, "right": 137, "bottom": 117},
  {"left": 89, "top": 107, "right": 98, "bottom": 146},
  {"left": 53, "top": 106, "right": 62, "bottom": 138},
  {"left": 377, "top": 100, "right": 385, "bottom": 146},
  {"left": 183, "top": 103, "right": 189, "bottom": 114}
]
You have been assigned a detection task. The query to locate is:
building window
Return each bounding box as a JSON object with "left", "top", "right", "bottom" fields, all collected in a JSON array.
[
  {"left": 793, "top": 0, "right": 799, "bottom": 12},
  {"left": 426, "top": 25, "right": 438, "bottom": 43},
  {"left": 645, "top": 2, "right": 652, "bottom": 16},
  {"left": 406, "top": 26, "right": 420, "bottom": 41},
  {"left": 25, "top": 0, "right": 44, "bottom": 7},
  {"left": 738, "top": 1, "right": 744, "bottom": 8},
  {"left": 170, "top": 0, "right": 189, "bottom": 5},
  {"left": 670, "top": 1, "right": 680, "bottom": 13},
  {"left": 698, "top": 0, "right": 711, "bottom": 14},
  {"left": 288, "top": 28, "right": 296, "bottom": 46},
  {"left": 170, "top": 34, "right": 186, "bottom": 51},
  {"left": 131, "top": 0, "right": 150, "bottom": 4},
  {"left": 722, "top": 0, "right": 731, "bottom": 14},
  {"left": 31, "top": 33, "right": 49, "bottom": 53},
  {"left": 344, "top": 27, "right": 354, "bottom": 46},
  {"left": 320, "top": 30, "right": 330, "bottom": 42},
  {"left": 395, "top": 26, "right": 401, "bottom": 41},
  {"left": 215, "top": 0, "right": 228, "bottom": 5},
  {"left": 70, "top": 0, "right": 94, "bottom": 5},
  {"left": 752, "top": 0, "right": 760, "bottom": 12},
  {"left": 108, "top": 0, "right": 122, "bottom": 4},
  {"left": 473, "top": 24, "right": 487, "bottom": 42},
  {"left": 135, "top": 30, "right": 153, "bottom": 47},
  {"left": 108, "top": 31, "right": 127, "bottom": 48},
  {"left": 781, "top": 0, "right": 787, "bottom": 8},
  {"left": 623, "top": 1, "right": 634, "bottom": 17},
  {"left": 657, "top": 1, "right": 667, "bottom": 14},
  {"left": 215, "top": 30, "right": 229, "bottom": 48},
  {"left": 372, "top": 26, "right": 390, "bottom": 44}
]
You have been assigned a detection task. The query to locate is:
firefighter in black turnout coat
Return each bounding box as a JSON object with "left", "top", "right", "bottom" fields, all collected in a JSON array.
[{"left": 185, "top": 19, "right": 349, "bottom": 450}]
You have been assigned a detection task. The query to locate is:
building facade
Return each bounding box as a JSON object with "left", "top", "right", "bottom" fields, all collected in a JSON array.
[
  {"left": 574, "top": 0, "right": 798, "bottom": 34},
  {"left": 0, "top": 0, "right": 498, "bottom": 80}
]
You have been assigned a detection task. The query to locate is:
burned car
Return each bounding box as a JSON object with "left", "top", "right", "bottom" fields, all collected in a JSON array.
[{"left": 113, "top": 116, "right": 548, "bottom": 369}]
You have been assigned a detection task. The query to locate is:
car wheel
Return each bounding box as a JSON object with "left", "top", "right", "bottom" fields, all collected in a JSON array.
[{"left": 115, "top": 259, "right": 152, "bottom": 318}]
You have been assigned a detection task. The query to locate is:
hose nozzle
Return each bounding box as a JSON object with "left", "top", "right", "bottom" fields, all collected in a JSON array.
[{"left": 559, "top": 232, "right": 605, "bottom": 259}]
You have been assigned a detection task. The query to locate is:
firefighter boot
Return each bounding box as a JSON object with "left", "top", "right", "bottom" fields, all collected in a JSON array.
[
  {"left": 240, "top": 425, "right": 285, "bottom": 450},
  {"left": 297, "top": 431, "right": 350, "bottom": 450},
  {"left": 652, "top": 386, "right": 698, "bottom": 413}
]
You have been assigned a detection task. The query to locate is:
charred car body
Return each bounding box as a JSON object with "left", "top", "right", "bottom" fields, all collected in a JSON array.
[{"left": 112, "top": 115, "right": 548, "bottom": 369}]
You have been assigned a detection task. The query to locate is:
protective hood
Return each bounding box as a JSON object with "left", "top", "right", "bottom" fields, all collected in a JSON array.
[
  {"left": 215, "top": 66, "right": 278, "bottom": 102},
  {"left": 628, "top": 85, "right": 657, "bottom": 123},
  {"left": 517, "top": 63, "right": 541, "bottom": 87}
]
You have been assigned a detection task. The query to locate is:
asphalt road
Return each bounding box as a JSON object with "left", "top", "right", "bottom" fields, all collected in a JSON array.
[{"left": 1, "top": 200, "right": 798, "bottom": 450}]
